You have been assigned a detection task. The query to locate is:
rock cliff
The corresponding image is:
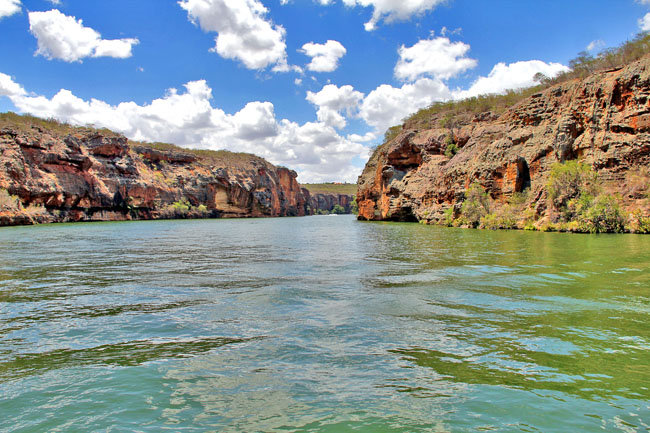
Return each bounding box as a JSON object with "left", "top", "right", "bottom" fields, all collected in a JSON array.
[
  {"left": 0, "top": 117, "right": 323, "bottom": 226},
  {"left": 357, "top": 55, "right": 650, "bottom": 227},
  {"left": 309, "top": 193, "right": 354, "bottom": 214}
]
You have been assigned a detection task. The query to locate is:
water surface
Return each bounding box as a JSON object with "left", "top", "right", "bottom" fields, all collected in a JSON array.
[{"left": 1, "top": 216, "right": 649, "bottom": 432}]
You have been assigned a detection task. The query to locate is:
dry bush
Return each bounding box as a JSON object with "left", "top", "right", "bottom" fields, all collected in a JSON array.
[
  {"left": 624, "top": 167, "right": 650, "bottom": 199},
  {"left": 0, "top": 189, "right": 20, "bottom": 211}
]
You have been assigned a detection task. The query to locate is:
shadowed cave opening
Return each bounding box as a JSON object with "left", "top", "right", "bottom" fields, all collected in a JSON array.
[{"left": 515, "top": 157, "right": 531, "bottom": 193}]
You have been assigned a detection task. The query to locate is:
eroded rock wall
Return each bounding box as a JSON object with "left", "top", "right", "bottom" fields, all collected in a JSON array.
[
  {"left": 309, "top": 193, "right": 354, "bottom": 213},
  {"left": 0, "top": 126, "right": 312, "bottom": 225},
  {"left": 357, "top": 56, "right": 650, "bottom": 223}
]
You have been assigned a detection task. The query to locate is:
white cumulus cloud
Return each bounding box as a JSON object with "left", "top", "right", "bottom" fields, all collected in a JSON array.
[
  {"left": 1, "top": 74, "right": 366, "bottom": 183},
  {"left": 301, "top": 40, "right": 347, "bottom": 72},
  {"left": 28, "top": 9, "right": 139, "bottom": 62},
  {"left": 454, "top": 60, "right": 570, "bottom": 100},
  {"left": 395, "top": 37, "right": 477, "bottom": 82},
  {"left": 586, "top": 39, "right": 605, "bottom": 52},
  {"left": 341, "top": 0, "right": 445, "bottom": 31},
  {"left": 306, "top": 84, "right": 364, "bottom": 129},
  {"left": 359, "top": 78, "right": 451, "bottom": 133},
  {"left": 0, "top": 73, "right": 26, "bottom": 97},
  {"left": 639, "top": 12, "right": 650, "bottom": 32},
  {"left": 0, "top": 0, "right": 21, "bottom": 19},
  {"left": 178, "top": 0, "right": 289, "bottom": 71}
]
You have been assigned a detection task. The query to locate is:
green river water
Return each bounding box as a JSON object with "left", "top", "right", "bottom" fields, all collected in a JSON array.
[{"left": 0, "top": 215, "right": 648, "bottom": 432}]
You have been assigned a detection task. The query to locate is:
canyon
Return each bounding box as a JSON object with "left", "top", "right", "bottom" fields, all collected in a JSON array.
[{"left": 0, "top": 116, "right": 353, "bottom": 226}]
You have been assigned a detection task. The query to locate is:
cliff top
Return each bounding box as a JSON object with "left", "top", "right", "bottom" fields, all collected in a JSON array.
[
  {"left": 0, "top": 111, "right": 271, "bottom": 172},
  {"left": 382, "top": 33, "right": 650, "bottom": 143},
  {"left": 302, "top": 183, "right": 357, "bottom": 195}
]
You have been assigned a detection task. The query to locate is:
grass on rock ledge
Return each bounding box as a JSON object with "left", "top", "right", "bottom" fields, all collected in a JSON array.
[
  {"left": 302, "top": 183, "right": 357, "bottom": 195},
  {"left": 0, "top": 112, "right": 267, "bottom": 170},
  {"left": 382, "top": 33, "right": 650, "bottom": 142}
]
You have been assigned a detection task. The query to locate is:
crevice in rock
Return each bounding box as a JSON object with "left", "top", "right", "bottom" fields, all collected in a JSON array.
[{"left": 515, "top": 157, "right": 531, "bottom": 193}]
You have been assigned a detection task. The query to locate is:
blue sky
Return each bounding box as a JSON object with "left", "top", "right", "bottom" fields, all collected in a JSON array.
[{"left": 0, "top": 0, "right": 649, "bottom": 182}]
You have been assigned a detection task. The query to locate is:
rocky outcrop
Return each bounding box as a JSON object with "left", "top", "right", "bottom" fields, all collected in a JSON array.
[
  {"left": 0, "top": 123, "right": 314, "bottom": 226},
  {"left": 357, "top": 56, "right": 650, "bottom": 224},
  {"left": 309, "top": 193, "right": 354, "bottom": 213}
]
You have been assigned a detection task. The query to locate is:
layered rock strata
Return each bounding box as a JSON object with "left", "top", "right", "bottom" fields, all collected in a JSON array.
[
  {"left": 0, "top": 123, "right": 322, "bottom": 225},
  {"left": 357, "top": 56, "right": 650, "bottom": 224},
  {"left": 309, "top": 193, "right": 354, "bottom": 214}
]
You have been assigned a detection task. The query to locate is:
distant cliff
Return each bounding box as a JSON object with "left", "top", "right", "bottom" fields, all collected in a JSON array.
[
  {"left": 357, "top": 54, "right": 650, "bottom": 232},
  {"left": 0, "top": 114, "right": 343, "bottom": 226},
  {"left": 309, "top": 193, "right": 354, "bottom": 214},
  {"left": 302, "top": 183, "right": 356, "bottom": 214}
]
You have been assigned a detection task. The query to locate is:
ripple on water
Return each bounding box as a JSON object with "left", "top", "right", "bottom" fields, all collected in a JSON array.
[{"left": 0, "top": 217, "right": 649, "bottom": 432}]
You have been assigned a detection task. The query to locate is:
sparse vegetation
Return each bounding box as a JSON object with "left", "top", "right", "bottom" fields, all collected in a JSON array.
[
  {"left": 480, "top": 191, "right": 530, "bottom": 230},
  {"left": 302, "top": 183, "right": 357, "bottom": 195},
  {"left": 402, "top": 88, "right": 543, "bottom": 130},
  {"left": 458, "top": 183, "right": 491, "bottom": 228},
  {"left": 443, "top": 207, "right": 455, "bottom": 226},
  {"left": 546, "top": 160, "right": 600, "bottom": 221},
  {"left": 0, "top": 112, "right": 119, "bottom": 137},
  {"left": 129, "top": 139, "right": 263, "bottom": 167},
  {"left": 628, "top": 210, "right": 650, "bottom": 234},
  {"left": 159, "top": 199, "right": 212, "bottom": 219},
  {"left": 444, "top": 136, "right": 458, "bottom": 158},
  {"left": 0, "top": 189, "right": 20, "bottom": 211},
  {"left": 379, "top": 32, "right": 650, "bottom": 141},
  {"left": 624, "top": 167, "right": 650, "bottom": 200},
  {"left": 441, "top": 162, "right": 648, "bottom": 233},
  {"left": 580, "top": 194, "right": 627, "bottom": 233},
  {"left": 383, "top": 125, "right": 402, "bottom": 143},
  {"left": 0, "top": 188, "right": 49, "bottom": 223},
  {"left": 541, "top": 161, "right": 626, "bottom": 232}
]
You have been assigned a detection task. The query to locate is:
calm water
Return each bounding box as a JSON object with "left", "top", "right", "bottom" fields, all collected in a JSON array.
[{"left": 0, "top": 216, "right": 649, "bottom": 432}]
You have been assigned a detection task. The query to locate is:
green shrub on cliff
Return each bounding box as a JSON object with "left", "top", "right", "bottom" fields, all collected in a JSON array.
[
  {"left": 460, "top": 183, "right": 491, "bottom": 227},
  {"left": 444, "top": 136, "right": 458, "bottom": 158},
  {"left": 547, "top": 161, "right": 599, "bottom": 220},
  {"left": 160, "top": 199, "right": 212, "bottom": 219},
  {"left": 172, "top": 199, "right": 191, "bottom": 213},
  {"left": 628, "top": 210, "right": 650, "bottom": 233},
  {"left": 579, "top": 195, "right": 627, "bottom": 233},
  {"left": 480, "top": 191, "right": 530, "bottom": 230},
  {"left": 481, "top": 211, "right": 517, "bottom": 230},
  {"left": 443, "top": 207, "right": 455, "bottom": 226},
  {"left": 547, "top": 161, "right": 629, "bottom": 232}
]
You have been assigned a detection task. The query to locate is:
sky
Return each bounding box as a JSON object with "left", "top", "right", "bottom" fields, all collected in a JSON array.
[{"left": 0, "top": 0, "right": 649, "bottom": 183}]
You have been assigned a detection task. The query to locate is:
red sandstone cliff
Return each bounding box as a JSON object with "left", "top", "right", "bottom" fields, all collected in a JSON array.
[
  {"left": 0, "top": 117, "right": 315, "bottom": 225},
  {"left": 357, "top": 55, "right": 650, "bottom": 226}
]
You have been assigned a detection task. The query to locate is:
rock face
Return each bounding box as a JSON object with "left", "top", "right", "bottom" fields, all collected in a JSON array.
[
  {"left": 357, "top": 56, "right": 650, "bottom": 223},
  {"left": 309, "top": 193, "right": 354, "bottom": 213},
  {"left": 0, "top": 124, "right": 315, "bottom": 225}
]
